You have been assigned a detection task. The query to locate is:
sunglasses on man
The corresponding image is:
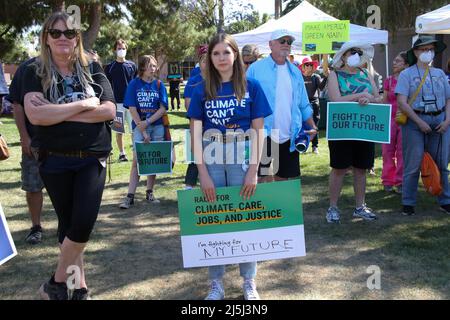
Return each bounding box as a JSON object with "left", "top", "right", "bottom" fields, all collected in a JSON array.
[
  {"left": 244, "top": 60, "right": 256, "bottom": 65},
  {"left": 278, "top": 38, "right": 293, "bottom": 45},
  {"left": 47, "top": 29, "right": 79, "bottom": 40},
  {"left": 350, "top": 48, "right": 363, "bottom": 56}
]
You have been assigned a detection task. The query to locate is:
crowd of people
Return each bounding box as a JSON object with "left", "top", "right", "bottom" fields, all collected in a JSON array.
[{"left": 1, "top": 9, "right": 450, "bottom": 301}]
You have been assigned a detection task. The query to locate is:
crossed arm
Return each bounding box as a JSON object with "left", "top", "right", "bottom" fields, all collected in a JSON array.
[{"left": 24, "top": 92, "right": 115, "bottom": 126}]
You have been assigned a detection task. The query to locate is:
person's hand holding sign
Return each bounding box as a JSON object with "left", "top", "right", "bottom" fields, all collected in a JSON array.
[
  {"left": 143, "top": 131, "right": 151, "bottom": 144},
  {"left": 199, "top": 172, "right": 216, "bottom": 203},
  {"left": 358, "top": 92, "right": 373, "bottom": 105},
  {"left": 113, "top": 120, "right": 123, "bottom": 129},
  {"left": 241, "top": 168, "right": 257, "bottom": 200}
]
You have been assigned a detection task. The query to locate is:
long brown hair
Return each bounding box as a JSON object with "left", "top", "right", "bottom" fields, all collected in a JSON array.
[
  {"left": 204, "top": 33, "right": 246, "bottom": 101},
  {"left": 36, "top": 12, "right": 91, "bottom": 101},
  {"left": 137, "top": 55, "right": 158, "bottom": 78}
]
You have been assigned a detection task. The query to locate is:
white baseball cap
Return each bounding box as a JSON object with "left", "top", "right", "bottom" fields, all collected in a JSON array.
[{"left": 270, "top": 29, "right": 296, "bottom": 42}]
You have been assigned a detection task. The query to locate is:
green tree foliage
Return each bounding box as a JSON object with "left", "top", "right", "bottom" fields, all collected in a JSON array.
[
  {"left": 0, "top": 0, "right": 124, "bottom": 59},
  {"left": 125, "top": 0, "right": 204, "bottom": 66},
  {"left": 283, "top": 0, "right": 449, "bottom": 32},
  {"left": 225, "top": 11, "right": 270, "bottom": 34}
]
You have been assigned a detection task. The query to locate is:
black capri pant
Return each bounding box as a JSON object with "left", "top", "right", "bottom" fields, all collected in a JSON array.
[{"left": 39, "top": 156, "right": 106, "bottom": 244}]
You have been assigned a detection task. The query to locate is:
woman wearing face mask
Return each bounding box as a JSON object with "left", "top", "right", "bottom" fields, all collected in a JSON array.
[
  {"left": 395, "top": 35, "right": 450, "bottom": 216},
  {"left": 381, "top": 52, "right": 408, "bottom": 194},
  {"left": 325, "top": 41, "right": 382, "bottom": 224}
]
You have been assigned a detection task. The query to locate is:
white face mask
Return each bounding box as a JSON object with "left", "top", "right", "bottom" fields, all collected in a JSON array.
[
  {"left": 346, "top": 53, "right": 362, "bottom": 67},
  {"left": 116, "top": 49, "right": 127, "bottom": 59},
  {"left": 418, "top": 50, "right": 434, "bottom": 64}
]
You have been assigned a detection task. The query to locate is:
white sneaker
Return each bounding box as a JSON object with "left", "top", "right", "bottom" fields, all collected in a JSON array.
[
  {"left": 119, "top": 196, "right": 134, "bottom": 209},
  {"left": 243, "top": 279, "right": 260, "bottom": 300},
  {"left": 204, "top": 280, "right": 224, "bottom": 300}
]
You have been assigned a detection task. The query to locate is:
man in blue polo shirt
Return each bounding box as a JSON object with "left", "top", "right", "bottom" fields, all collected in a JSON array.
[
  {"left": 104, "top": 39, "right": 137, "bottom": 162},
  {"left": 247, "top": 29, "right": 317, "bottom": 182}
]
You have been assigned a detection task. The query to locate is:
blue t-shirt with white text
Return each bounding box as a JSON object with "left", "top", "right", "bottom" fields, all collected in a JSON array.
[
  {"left": 183, "top": 73, "right": 203, "bottom": 99},
  {"left": 187, "top": 78, "right": 272, "bottom": 133},
  {"left": 123, "top": 78, "right": 168, "bottom": 128}
]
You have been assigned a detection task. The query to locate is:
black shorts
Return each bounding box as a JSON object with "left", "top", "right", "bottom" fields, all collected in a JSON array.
[
  {"left": 258, "top": 137, "right": 300, "bottom": 178},
  {"left": 328, "top": 140, "right": 374, "bottom": 169}
]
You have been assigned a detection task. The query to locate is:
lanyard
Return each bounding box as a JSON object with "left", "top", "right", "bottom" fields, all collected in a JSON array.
[{"left": 416, "top": 65, "right": 435, "bottom": 96}]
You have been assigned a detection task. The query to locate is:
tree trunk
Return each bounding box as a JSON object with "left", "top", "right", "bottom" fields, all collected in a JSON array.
[
  {"left": 52, "top": 0, "right": 65, "bottom": 12},
  {"left": 217, "top": 0, "right": 224, "bottom": 33},
  {"left": 275, "top": 0, "right": 281, "bottom": 19},
  {"left": 82, "top": 2, "right": 102, "bottom": 50}
]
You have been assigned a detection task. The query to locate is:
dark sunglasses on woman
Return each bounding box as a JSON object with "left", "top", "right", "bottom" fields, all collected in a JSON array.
[
  {"left": 350, "top": 48, "right": 363, "bottom": 56},
  {"left": 47, "top": 29, "right": 78, "bottom": 40},
  {"left": 278, "top": 38, "right": 293, "bottom": 45}
]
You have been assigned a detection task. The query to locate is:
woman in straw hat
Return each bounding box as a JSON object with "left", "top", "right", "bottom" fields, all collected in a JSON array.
[{"left": 325, "top": 41, "right": 383, "bottom": 224}]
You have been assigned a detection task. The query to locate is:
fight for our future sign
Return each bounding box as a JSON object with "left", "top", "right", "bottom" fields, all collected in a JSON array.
[{"left": 326, "top": 102, "right": 392, "bottom": 144}]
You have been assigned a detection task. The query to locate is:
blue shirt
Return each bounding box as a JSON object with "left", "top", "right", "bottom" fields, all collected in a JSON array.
[
  {"left": 104, "top": 60, "right": 137, "bottom": 103},
  {"left": 183, "top": 73, "right": 203, "bottom": 99},
  {"left": 247, "top": 55, "right": 313, "bottom": 152},
  {"left": 123, "top": 78, "right": 168, "bottom": 128},
  {"left": 187, "top": 78, "right": 272, "bottom": 133},
  {"left": 395, "top": 65, "right": 450, "bottom": 111},
  {"left": 190, "top": 66, "right": 201, "bottom": 79},
  {"left": 0, "top": 62, "right": 8, "bottom": 95}
]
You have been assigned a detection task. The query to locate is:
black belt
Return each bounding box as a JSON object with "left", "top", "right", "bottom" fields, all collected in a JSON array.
[
  {"left": 414, "top": 108, "right": 445, "bottom": 116},
  {"left": 203, "top": 134, "right": 249, "bottom": 143},
  {"left": 47, "top": 150, "right": 107, "bottom": 159}
]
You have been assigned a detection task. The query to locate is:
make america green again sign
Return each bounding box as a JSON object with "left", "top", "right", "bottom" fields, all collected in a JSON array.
[{"left": 177, "top": 180, "right": 305, "bottom": 268}]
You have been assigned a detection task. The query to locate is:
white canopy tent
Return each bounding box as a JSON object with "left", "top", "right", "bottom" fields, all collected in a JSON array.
[
  {"left": 415, "top": 4, "right": 450, "bottom": 34},
  {"left": 232, "top": 1, "right": 389, "bottom": 75},
  {"left": 233, "top": 1, "right": 389, "bottom": 53}
]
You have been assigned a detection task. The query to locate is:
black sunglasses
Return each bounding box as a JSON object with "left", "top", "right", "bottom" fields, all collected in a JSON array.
[
  {"left": 278, "top": 38, "right": 293, "bottom": 45},
  {"left": 47, "top": 29, "right": 78, "bottom": 40},
  {"left": 244, "top": 60, "right": 256, "bottom": 65},
  {"left": 350, "top": 48, "right": 363, "bottom": 56},
  {"left": 304, "top": 63, "right": 313, "bottom": 67}
]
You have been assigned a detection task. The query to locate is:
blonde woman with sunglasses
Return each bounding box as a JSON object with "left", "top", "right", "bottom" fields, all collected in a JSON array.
[{"left": 23, "top": 12, "right": 115, "bottom": 300}]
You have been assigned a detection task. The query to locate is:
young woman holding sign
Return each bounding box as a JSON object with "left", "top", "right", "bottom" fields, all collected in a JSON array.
[
  {"left": 187, "top": 33, "right": 271, "bottom": 300},
  {"left": 325, "top": 41, "right": 382, "bottom": 224},
  {"left": 119, "top": 55, "right": 168, "bottom": 209}
]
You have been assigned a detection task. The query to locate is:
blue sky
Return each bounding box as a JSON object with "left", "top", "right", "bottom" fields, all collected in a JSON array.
[{"left": 248, "top": 0, "right": 275, "bottom": 16}]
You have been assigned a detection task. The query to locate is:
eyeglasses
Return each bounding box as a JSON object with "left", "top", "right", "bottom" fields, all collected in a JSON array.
[
  {"left": 415, "top": 47, "right": 435, "bottom": 53},
  {"left": 278, "top": 38, "right": 293, "bottom": 45},
  {"left": 47, "top": 29, "right": 78, "bottom": 40},
  {"left": 244, "top": 60, "right": 256, "bottom": 65},
  {"left": 350, "top": 48, "right": 363, "bottom": 56},
  {"left": 304, "top": 63, "right": 313, "bottom": 67}
]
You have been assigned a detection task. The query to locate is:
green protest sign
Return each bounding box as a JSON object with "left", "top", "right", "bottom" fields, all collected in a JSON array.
[
  {"left": 326, "top": 102, "right": 391, "bottom": 143},
  {"left": 184, "top": 129, "right": 194, "bottom": 164},
  {"left": 302, "top": 20, "right": 350, "bottom": 54},
  {"left": 177, "top": 180, "right": 306, "bottom": 267},
  {"left": 135, "top": 141, "right": 173, "bottom": 175}
]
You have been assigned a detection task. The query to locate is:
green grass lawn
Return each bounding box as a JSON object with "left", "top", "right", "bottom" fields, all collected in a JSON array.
[{"left": 0, "top": 105, "right": 449, "bottom": 300}]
